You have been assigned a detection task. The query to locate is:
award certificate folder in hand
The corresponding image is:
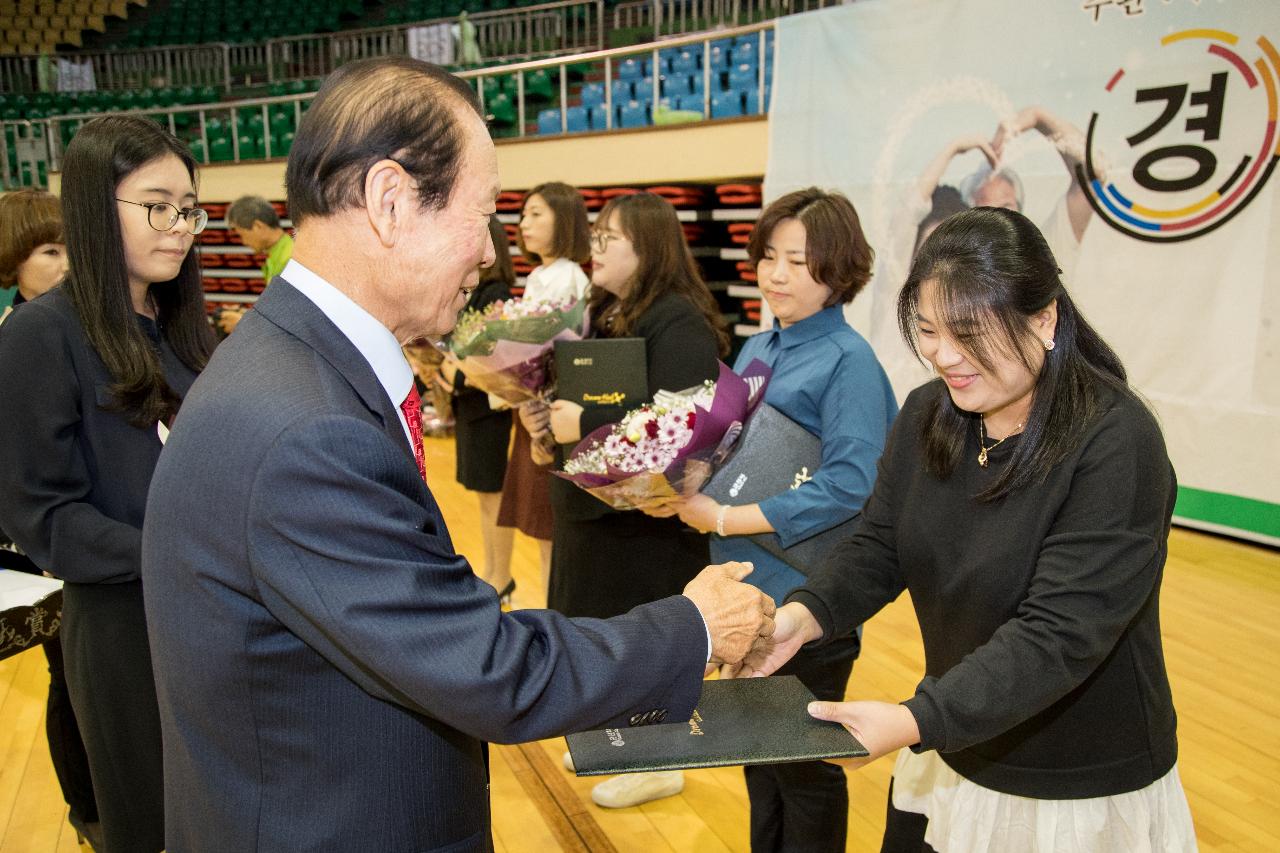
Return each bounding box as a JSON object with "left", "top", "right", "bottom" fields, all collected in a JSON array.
[
  {"left": 702, "top": 403, "right": 859, "bottom": 575},
  {"left": 0, "top": 568, "right": 62, "bottom": 660},
  {"left": 554, "top": 338, "right": 648, "bottom": 410},
  {"left": 565, "top": 675, "right": 868, "bottom": 775}
]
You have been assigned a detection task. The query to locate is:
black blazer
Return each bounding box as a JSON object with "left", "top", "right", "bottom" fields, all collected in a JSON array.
[
  {"left": 141, "top": 279, "right": 708, "bottom": 852},
  {"left": 0, "top": 287, "right": 197, "bottom": 584}
]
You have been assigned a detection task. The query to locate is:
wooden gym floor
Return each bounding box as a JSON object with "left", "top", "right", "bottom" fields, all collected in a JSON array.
[{"left": 1, "top": 434, "right": 1276, "bottom": 851}]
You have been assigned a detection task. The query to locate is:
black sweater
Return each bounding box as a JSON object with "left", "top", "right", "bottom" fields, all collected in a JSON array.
[
  {"left": 0, "top": 287, "right": 198, "bottom": 584},
  {"left": 790, "top": 380, "right": 1179, "bottom": 799}
]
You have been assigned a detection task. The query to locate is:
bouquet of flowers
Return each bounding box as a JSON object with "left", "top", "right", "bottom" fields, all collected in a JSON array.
[
  {"left": 446, "top": 297, "right": 588, "bottom": 405},
  {"left": 556, "top": 360, "right": 770, "bottom": 511}
]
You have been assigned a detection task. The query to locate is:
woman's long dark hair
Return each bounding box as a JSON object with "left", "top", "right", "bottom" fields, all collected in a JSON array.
[
  {"left": 60, "top": 115, "right": 215, "bottom": 428},
  {"left": 588, "top": 192, "right": 729, "bottom": 356},
  {"left": 897, "top": 206, "right": 1127, "bottom": 501}
]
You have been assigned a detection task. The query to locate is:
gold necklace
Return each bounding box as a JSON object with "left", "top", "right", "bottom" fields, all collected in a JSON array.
[{"left": 977, "top": 418, "right": 1023, "bottom": 467}]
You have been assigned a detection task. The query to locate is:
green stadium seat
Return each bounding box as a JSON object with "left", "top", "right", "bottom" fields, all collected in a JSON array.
[
  {"left": 271, "top": 130, "right": 294, "bottom": 157},
  {"left": 209, "top": 135, "right": 234, "bottom": 162},
  {"left": 269, "top": 111, "right": 293, "bottom": 136},
  {"left": 486, "top": 92, "right": 516, "bottom": 127},
  {"left": 237, "top": 132, "right": 263, "bottom": 160},
  {"left": 481, "top": 76, "right": 503, "bottom": 100},
  {"left": 524, "top": 69, "right": 555, "bottom": 102}
]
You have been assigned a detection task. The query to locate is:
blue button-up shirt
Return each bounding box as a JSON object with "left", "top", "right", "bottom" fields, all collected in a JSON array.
[{"left": 712, "top": 305, "right": 898, "bottom": 605}]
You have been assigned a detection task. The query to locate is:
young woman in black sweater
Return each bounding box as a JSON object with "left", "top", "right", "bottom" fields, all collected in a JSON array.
[{"left": 741, "top": 207, "right": 1195, "bottom": 851}]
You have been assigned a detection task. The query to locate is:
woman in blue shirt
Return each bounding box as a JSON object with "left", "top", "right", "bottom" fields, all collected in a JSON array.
[{"left": 676, "top": 187, "right": 897, "bottom": 853}]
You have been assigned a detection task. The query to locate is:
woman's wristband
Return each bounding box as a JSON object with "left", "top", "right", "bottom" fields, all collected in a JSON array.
[{"left": 715, "top": 504, "right": 728, "bottom": 537}]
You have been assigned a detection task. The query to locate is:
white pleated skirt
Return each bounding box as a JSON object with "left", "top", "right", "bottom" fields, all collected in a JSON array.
[{"left": 890, "top": 749, "right": 1198, "bottom": 852}]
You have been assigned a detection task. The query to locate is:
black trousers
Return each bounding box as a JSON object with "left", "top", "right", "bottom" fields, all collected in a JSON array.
[
  {"left": 880, "top": 779, "right": 937, "bottom": 853},
  {"left": 745, "top": 633, "right": 860, "bottom": 853},
  {"left": 42, "top": 635, "right": 99, "bottom": 825},
  {"left": 62, "top": 581, "right": 166, "bottom": 853}
]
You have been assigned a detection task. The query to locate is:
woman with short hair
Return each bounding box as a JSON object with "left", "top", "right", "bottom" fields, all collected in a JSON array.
[
  {"left": 676, "top": 187, "right": 897, "bottom": 852},
  {"left": 0, "top": 189, "right": 68, "bottom": 321}
]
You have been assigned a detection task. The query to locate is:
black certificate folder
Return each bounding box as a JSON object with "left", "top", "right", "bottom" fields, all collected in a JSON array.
[
  {"left": 565, "top": 676, "right": 867, "bottom": 776},
  {"left": 554, "top": 338, "right": 648, "bottom": 409}
]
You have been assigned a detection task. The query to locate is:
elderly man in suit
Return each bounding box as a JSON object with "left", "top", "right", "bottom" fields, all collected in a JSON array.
[{"left": 141, "top": 56, "right": 774, "bottom": 852}]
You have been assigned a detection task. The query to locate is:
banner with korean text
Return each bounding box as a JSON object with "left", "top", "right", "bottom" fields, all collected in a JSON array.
[{"left": 765, "top": 0, "right": 1280, "bottom": 543}]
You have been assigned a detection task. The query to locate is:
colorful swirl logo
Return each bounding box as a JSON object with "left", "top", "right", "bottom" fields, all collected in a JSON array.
[{"left": 1080, "top": 29, "right": 1279, "bottom": 242}]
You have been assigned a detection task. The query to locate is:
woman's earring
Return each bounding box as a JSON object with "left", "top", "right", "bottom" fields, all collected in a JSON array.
[{"left": 1043, "top": 339, "right": 1055, "bottom": 351}]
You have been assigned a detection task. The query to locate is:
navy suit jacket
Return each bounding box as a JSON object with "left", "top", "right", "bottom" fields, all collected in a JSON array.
[{"left": 141, "top": 280, "right": 706, "bottom": 852}]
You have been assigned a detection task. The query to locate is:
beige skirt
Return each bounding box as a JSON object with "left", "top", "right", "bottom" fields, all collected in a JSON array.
[{"left": 890, "top": 749, "right": 1198, "bottom": 852}]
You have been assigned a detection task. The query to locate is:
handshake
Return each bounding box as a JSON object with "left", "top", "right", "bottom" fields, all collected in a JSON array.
[{"left": 681, "top": 562, "right": 784, "bottom": 672}]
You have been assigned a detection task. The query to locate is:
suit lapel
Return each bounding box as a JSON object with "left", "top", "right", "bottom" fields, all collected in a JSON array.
[{"left": 253, "top": 280, "right": 418, "bottom": 468}]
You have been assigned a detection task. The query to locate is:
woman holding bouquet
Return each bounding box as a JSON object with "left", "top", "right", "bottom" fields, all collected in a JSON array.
[
  {"left": 438, "top": 216, "right": 516, "bottom": 599},
  {"left": 0, "top": 115, "right": 216, "bottom": 851},
  {"left": 675, "top": 188, "right": 897, "bottom": 853},
  {"left": 538, "top": 191, "right": 728, "bottom": 808},
  {"left": 738, "top": 207, "right": 1194, "bottom": 852},
  {"left": 500, "top": 182, "right": 592, "bottom": 598}
]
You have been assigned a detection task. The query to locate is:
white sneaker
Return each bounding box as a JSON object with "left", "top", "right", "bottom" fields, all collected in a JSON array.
[
  {"left": 590, "top": 770, "right": 684, "bottom": 808},
  {"left": 563, "top": 750, "right": 575, "bottom": 772}
]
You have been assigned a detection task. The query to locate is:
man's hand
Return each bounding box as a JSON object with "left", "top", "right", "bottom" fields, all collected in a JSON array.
[
  {"left": 806, "top": 700, "right": 921, "bottom": 769},
  {"left": 724, "top": 601, "right": 821, "bottom": 679},
  {"left": 682, "top": 562, "right": 775, "bottom": 666}
]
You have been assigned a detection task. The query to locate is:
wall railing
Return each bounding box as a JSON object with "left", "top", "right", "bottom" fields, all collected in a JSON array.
[
  {"left": 2, "top": 20, "right": 774, "bottom": 188},
  {"left": 0, "top": 45, "right": 232, "bottom": 95}
]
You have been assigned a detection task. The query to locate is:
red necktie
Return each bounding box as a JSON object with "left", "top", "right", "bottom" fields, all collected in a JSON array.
[{"left": 400, "top": 385, "right": 427, "bottom": 483}]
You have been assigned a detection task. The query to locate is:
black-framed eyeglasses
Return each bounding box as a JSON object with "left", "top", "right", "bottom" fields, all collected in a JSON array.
[
  {"left": 116, "top": 199, "right": 209, "bottom": 235},
  {"left": 589, "top": 229, "right": 627, "bottom": 253}
]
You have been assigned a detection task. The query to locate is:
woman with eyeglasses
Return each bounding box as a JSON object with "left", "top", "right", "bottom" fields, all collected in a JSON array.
[
  {"left": 537, "top": 192, "right": 728, "bottom": 808},
  {"left": 0, "top": 115, "right": 215, "bottom": 852}
]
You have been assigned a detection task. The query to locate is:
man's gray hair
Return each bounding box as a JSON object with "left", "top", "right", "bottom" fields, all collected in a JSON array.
[{"left": 227, "top": 195, "right": 281, "bottom": 229}]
